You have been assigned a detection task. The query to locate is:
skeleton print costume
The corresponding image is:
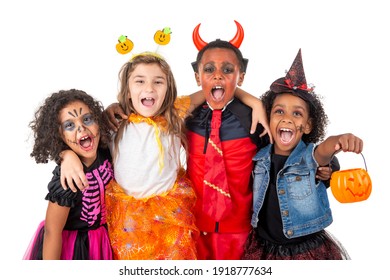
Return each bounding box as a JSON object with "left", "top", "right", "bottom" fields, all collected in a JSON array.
[{"left": 23, "top": 148, "right": 114, "bottom": 260}]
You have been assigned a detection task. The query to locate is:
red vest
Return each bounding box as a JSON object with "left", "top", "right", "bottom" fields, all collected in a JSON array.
[{"left": 186, "top": 100, "right": 263, "bottom": 233}]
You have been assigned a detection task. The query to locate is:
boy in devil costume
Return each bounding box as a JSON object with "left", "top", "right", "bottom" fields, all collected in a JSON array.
[{"left": 186, "top": 21, "right": 268, "bottom": 259}]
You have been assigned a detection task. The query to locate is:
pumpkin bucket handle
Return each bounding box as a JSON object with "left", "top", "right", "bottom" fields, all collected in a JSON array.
[{"left": 361, "top": 153, "right": 367, "bottom": 171}]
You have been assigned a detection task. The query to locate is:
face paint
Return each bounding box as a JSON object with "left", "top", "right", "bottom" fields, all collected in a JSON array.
[
  {"left": 59, "top": 101, "right": 100, "bottom": 167},
  {"left": 60, "top": 112, "right": 97, "bottom": 145},
  {"left": 64, "top": 133, "right": 99, "bottom": 146},
  {"left": 68, "top": 107, "right": 83, "bottom": 118},
  {"left": 296, "top": 125, "right": 304, "bottom": 133},
  {"left": 61, "top": 113, "right": 95, "bottom": 132}
]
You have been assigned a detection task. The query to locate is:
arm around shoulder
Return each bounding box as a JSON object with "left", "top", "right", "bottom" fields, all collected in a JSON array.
[
  {"left": 234, "top": 87, "right": 273, "bottom": 142},
  {"left": 188, "top": 90, "right": 205, "bottom": 114},
  {"left": 103, "top": 102, "right": 128, "bottom": 132},
  {"left": 59, "top": 150, "right": 88, "bottom": 192}
]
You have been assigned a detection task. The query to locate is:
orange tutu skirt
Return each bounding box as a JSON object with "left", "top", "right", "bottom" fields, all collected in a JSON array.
[{"left": 105, "top": 171, "right": 199, "bottom": 260}]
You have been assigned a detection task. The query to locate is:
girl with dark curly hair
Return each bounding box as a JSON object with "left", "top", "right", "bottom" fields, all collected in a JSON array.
[
  {"left": 23, "top": 89, "right": 114, "bottom": 260},
  {"left": 242, "top": 49, "right": 363, "bottom": 260}
]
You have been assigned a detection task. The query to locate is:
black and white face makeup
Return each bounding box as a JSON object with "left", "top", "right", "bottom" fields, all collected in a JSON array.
[{"left": 59, "top": 100, "right": 100, "bottom": 167}]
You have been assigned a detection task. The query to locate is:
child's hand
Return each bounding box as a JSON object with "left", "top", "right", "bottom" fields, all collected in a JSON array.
[
  {"left": 250, "top": 101, "right": 273, "bottom": 143},
  {"left": 103, "top": 103, "right": 128, "bottom": 132},
  {"left": 60, "top": 150, "right": 88, "bottom": 192},
  {"left": 316, "top": 166, "right": 332, "bottom": 181},
  {"left": 335, "top": 133, "right": 363, "bottom": 154}
]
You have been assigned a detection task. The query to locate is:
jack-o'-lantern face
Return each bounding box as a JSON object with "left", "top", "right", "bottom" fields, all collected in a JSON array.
[
  {"left": 116, "top": 35, "right": 134, "bottom": 54},
  {"left": 330, "top": 168, "right": 372, "bottom": 203},
  {"left": 154, "top": 27, "right": 171, "bottom": 46}
]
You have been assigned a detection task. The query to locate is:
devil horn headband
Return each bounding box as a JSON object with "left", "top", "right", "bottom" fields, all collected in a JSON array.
[{"left": 192, "top": 20, "right": 244, "bottom": 51}]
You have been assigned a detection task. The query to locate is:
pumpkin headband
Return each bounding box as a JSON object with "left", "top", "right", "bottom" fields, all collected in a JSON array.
[
  {"left": 191, "top": 20, "right": 248, "bottom": 72},
  {"left": 115, "top": 27, "right": 172, "bottom": 60}
]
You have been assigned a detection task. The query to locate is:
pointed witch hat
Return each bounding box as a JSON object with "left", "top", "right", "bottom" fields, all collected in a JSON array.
[{"left": 270, "top": 48, "right": 313, "bottom": 94}]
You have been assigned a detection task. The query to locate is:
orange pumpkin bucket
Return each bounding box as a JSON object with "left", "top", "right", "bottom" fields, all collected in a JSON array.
[{"left": 330, "top": 153, "right": 372, "bottom": 203}]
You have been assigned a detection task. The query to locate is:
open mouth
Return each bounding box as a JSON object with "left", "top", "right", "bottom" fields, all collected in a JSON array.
[
  {"left": 279, "top": 128, "right": 294, "bottom": 145},
  {"left": 78, "top": 135, "right": 94, "bottom": 151},
  {"left": 211, "top": 86, "right": 225, "bottom": 102},
  {"left": 141, "top": 97, "right": 155, "bottom": 107}
]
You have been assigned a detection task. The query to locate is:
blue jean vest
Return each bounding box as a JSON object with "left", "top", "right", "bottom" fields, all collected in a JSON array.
[{"left": 251, "top": 140, "right": 333, "bottom": 239}]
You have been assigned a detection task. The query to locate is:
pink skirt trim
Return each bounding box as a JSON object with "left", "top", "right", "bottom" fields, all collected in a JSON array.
[{"left": 23, "top": 221, "right": 112, "bottom": 260}]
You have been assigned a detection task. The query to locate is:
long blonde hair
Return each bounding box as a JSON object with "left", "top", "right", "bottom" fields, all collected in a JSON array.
[{"left": 112, "top": 53, "right": 187, "bottom": 162}]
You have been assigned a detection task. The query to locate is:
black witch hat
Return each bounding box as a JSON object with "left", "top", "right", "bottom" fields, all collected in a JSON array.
[{"left": 270, "top": 49, "right": 313, "bottom": 95}]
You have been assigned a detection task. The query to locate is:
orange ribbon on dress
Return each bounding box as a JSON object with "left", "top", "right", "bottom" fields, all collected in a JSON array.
[{"left": 128, "top": 114, "right": 165, "bottom": 174}]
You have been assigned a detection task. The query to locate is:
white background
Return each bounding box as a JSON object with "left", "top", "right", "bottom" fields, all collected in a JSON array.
[{"left": 1, "top": 0, "right": 388, "bottom": 278}]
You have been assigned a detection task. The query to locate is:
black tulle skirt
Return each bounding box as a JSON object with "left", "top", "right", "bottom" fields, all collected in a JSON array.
[{"left": 241, "top": 229, "right": 350, "bottom": 260}]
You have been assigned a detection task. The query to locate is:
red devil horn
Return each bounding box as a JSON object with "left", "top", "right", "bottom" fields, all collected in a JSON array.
[
  {"left": 192, "top": 23, "right": 207, "bottom": 51},
  {"left": 229, "top": 20, "right": 244, "bottom": 48}
]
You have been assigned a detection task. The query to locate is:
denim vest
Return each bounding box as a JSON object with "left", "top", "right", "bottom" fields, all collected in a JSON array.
[{"left": 251, "top": 140, "right": 333, "bottom": 239}]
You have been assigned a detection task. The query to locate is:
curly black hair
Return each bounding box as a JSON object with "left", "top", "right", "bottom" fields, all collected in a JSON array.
[
  {"left": 29, "top": 89, "right": 111, "bottom": 164},
  {"left": 261, "top": 78, "right": 329, "bottom": 144}
]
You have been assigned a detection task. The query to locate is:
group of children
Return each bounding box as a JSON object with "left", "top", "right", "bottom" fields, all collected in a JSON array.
[{"left": 23, "top": 22, "right": 363, "bottom": 260}]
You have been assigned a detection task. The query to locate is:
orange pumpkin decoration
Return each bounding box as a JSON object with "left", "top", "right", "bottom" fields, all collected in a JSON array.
[
  {"left": 330, "top": 154, "right": 372, "bottom": 203},
  {"left": 154, "top": 27, "right": 171, "bottom": 46},
  {"left": 116, "top": 35, "right": 134, "bottom": 55}
]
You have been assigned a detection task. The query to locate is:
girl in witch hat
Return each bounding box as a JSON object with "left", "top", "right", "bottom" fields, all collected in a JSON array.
[{"left": 242, "top": 49, "right": 363, "bottom": 260}]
